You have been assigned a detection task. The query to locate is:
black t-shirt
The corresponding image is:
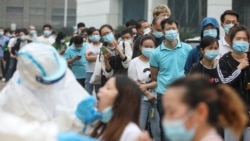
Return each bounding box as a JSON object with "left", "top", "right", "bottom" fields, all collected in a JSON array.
[{"left": 190, "top": 62, "right": 220, "bottom": 85}]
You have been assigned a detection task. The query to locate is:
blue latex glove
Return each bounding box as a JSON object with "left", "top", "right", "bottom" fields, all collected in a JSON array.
[
  {"left": 75, "top": 96, "right": 101, "bottom": 124},
  {"left": 57, "top": 132, "right": 99, "bottom": 141}
]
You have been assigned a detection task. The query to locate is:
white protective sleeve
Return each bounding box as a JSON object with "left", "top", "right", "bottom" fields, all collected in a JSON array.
[{"left": 0, "top": 110, "right": 58, "bottom": 141}]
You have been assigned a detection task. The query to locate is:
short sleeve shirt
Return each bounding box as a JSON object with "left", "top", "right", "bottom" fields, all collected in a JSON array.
[
  {"left": 150, "top": 41, "right": 192, "bottom": 94},
  {"left": 64, "top": 43, "right": 87, "bottom": 79}
]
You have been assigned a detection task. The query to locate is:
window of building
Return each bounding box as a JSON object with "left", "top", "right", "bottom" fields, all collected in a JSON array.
[
  {"left": 6, "top": 7, "right": 23, "bottom": 14},
  {"left": 168, "top": 0, "right": 207, "bottom": 40},
  {"left": 123, "top": 0, "right": 146, "bottom": 24},
  {"left": 68, "top": 9, "right": 76, "bottom": 16},
  {"left": 29, "top": 8, "right": 45, "bottom": 15},
  {"left": 52, "top": 8, "right": 64, "bottom": 15},
  {"left": 52, "top": 16, "right": 64, "bottom": 22},
  {"left": 233, "top": 0, "right": 250, "bottom": 27}
]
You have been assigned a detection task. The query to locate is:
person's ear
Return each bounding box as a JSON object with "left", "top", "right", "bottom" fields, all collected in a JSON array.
[
  {"left": 220, "top": 22, "right": 224, "bottom": 28},
  {"left": 200, "top": 48, "right": 205, "bottom": 55},
  {"left": 186, "top": 102, "right": 209, "bottom": 129}
]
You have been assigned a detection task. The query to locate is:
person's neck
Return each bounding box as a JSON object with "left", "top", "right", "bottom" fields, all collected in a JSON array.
[
  {"left": 224, "top": 35, "right": 230, "bottom": 45},
  {"left": 232, "top": 51, "right": 247, "bottom": 61},
  {"left": 193, "top": 124, "right": 214, "bottom": 141},
  {"left": 165, "top": 39, "right": 178, "bottom": 49},
  {"left": 202, "top": 58, "right": 215, "bottom": 68},
  {"left": 139, "top": 55, "right": 149, "bottom": 62},
  {"left": 44, "top": 35, "right": 49, "bottom": 38},
  {"left": 92, "top": 41, "right": 100, "bottom": 46}
]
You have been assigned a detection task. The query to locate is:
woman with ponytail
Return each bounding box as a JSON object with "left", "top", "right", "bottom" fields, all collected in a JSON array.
[{"left": 159, "top": 74, "right": 248, "bottom": 141}]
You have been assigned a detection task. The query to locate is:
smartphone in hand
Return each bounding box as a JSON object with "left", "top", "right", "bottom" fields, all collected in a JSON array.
[{"left": 100, "top": 46, "right": 110, "bottom": 54}]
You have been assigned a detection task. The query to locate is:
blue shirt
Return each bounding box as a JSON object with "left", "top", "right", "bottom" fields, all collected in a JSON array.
[
  {"left": 64, "top": 43, "right": 88, "bottom": 79},
  {"left": 150, "top": 41, "right": 192, "bottom": 94},
  {"left": 0, "top": 36, "right": 9, "bottom": 57}
]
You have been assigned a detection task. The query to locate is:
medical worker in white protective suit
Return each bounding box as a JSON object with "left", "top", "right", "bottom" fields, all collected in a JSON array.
[{"left": 0, "top": 42, "right": 89, "bottom": 131}]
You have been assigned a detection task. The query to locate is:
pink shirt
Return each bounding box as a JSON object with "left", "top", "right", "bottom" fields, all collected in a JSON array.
[{"left": 200, "top": 128, "right": 223, "bottom": 141}]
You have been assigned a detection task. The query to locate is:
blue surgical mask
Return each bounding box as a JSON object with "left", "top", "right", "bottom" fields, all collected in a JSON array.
[
  {"left": 203, "top": 29, "right": 217, "bottom": 38},
  {"left": 204, "top": 50, "right": 219, "bottom": 60},
  {"left": 152, "top": 31, "right": 163, "bottom": 38},
  {"left": 44, "top": 30, "right": 51, "bottom": 36},
  {"left": 0, "top": 31, "right": 4, "bottom": 36},
  {"left": 165, "top": 30, "right": 178, "bottom": 41},
  {"left": 103, "top": 33, "right": 115, "bottom": 43},
  {"left": 232, "top": 41, "right": 249, "bottom": 54},
  {"left": 29, "top": 30, "right": 37, "bottom": 35},
  {"left": 142, "top": 48, "right": 155, "bottom": 58},
  {"left": 144, "top": 28, "right": 151, "bottom": 35},
  {"left": 224, "top": 24, "right": 234, "bottom": 35},
  {"left": 101, "top": 106, "right": 113, "bottom": 123},
  {"left": 163, "top": 119, "right": 195, "bottom": 141},
  {"left": 89, "top": 35, "right": 100, "bottom": 42},
  {"left": 20, "top": 35, "right": 26, "bottom": 41},
  {"left": 125, "top": 39, "right": 133, "bottom": 44}
]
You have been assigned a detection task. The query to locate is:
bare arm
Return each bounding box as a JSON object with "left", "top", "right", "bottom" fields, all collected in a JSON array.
[
  {"left": 85, "top": 52, "right": 97, "bottom": 62},
  {"left": 150, "top": 67, "right": 158, "bottom": 82}
]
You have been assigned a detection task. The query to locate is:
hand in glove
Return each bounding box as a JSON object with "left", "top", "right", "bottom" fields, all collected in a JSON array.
[
  {"left": 57, "top": 132, "right": 99, "bottom": 141},
  {"left": 75, "top": 96, "right": 101, "bottom": 124}
]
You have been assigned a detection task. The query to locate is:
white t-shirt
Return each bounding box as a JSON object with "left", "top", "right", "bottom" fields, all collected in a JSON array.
[
  {"left": 218, "top": 37, "right": 231, "bottom": 58},
  {"left": 119, "top": 122, "right": 141, "bottom": 141},
  {"left": 8, "top": 38, "right": 17, "bottom": 48},
  {"left": 37, "top": 36, "right": 54, "bottom": 45},
  {"left": 128, "top": 57, "right": 156, "bottom": 100},
  {"left": 200, "top": 128, "right": 223, "bottom": 141},
  {"left": 86, "top": 43, "right": 102, "bottom": 72}
]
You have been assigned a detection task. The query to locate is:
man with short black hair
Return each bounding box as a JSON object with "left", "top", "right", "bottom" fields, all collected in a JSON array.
[
  {"left": 37, "top": 24, "right": 54, "bottom": 45},
  {"left": 219, "top": 10, "right": 240, "bottom": 57},
  {"left": 77, "top": 22, "right": 86, "bottom": 35}
]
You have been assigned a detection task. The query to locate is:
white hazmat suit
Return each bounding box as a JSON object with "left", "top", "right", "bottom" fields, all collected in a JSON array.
[{"left": 0, "top": 43, "right": 89, "bottom": 132}]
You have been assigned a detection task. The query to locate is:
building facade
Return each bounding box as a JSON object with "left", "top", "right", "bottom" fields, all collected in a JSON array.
[
  {"left": 0, "top": 0, "right": 76, "bottom": 28},
  {"left": 76, "top": 0, "right": 250, "bottom": 38}
]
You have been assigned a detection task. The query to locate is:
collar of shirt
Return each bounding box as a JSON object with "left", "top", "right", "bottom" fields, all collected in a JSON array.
[
  {"left": 221, "top": 37, "right": 230, "bottom": 47},
  {"left": 160, "top": 40, "right": 182, "bottom": 51}
]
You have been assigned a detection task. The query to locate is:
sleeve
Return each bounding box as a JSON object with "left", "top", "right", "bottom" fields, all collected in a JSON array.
[
  {"left": 184, "top": 48, "right": 196, "bottom": 74},
  {"left": 8, "top": 38, "right": 16, "bottom": 48},
  {"left": 120, "top": 42, "right": 132, "bottom": 68},
  {"left": 216, "top": 58, "right": 242, "bottom": 84},
  {"left": 128, "top": 59, "right": 138, "bottom": 81},
  {"left": 150, "top": 50, "right": 159, "bottom": 68},
  {"left": 0, "top": 110, "right": 58, "bottom": 141},
  {"left": 64, "top": 48, "right": 72, "bottom": 60},
  {"left": 100, "top": 53, "right": 114, "bottom": 78}
]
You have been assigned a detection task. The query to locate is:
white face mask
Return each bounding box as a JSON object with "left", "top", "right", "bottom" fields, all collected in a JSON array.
[{"left": 143, "top": 28, "right": 151, "bottom": 35}]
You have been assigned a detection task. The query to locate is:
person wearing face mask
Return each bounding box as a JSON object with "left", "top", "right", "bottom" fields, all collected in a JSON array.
[
  {"left": 150, "top": 18, "right": 192, "bottom": 140},
  {"left": 184, "top": 17, "right": 220, "bottom": 74},
  {"left": 87, "top": 75, "right": 142, "bottom": 141},
  {"left": 37, "top": 24, "right": 55, "bottom": 45},
  {"left": 161, "top": 75, "right": 248, "bottom": 141},
  {"left": 150, "top": 16, "right": 165, "bottom": 47},
  {"left": 190, "top": 36, "right": 220, "bottom": 85},
  {"left": 85, "top": 27, "right": 102, "bottom": 94},
  {"left": 152, "top": 4, "right": 171, "bottom": 18},
  {"left": 219, "top": 10, "right": 240, "bottom": 57},
  {"left": 128, "top": 35, "right": 160, "bottom": 141},
  {"left": 98, "top": 24, "right": 132, "bottom": 85},
  {"left": 0, "top": 27, "right": 9, "bottom": 80},
  {"left": 52, "top": 32, "right": 67, "bottom": 55},
  {"left": 120, "top": 28, "right": 134, "bottom": 47},
  {"left": 217, "top": 25, "right": 250, "bottom": 141},
  {"left": 132, "top": 20, "right": 150, "bottom": 58},
  {"left": 5, "top": 28, "right": 32, "bottom": 82},
  {"left": 27, "top": 25, "right": 38, "bottom": 42},
  {"left": 64, "top": 36, "right": 87, "bottom": 88}
]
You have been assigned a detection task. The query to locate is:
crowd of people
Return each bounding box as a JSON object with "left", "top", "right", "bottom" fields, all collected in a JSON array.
[{"left": 0, "top": 3, "right": 249, "bottom": 141}]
